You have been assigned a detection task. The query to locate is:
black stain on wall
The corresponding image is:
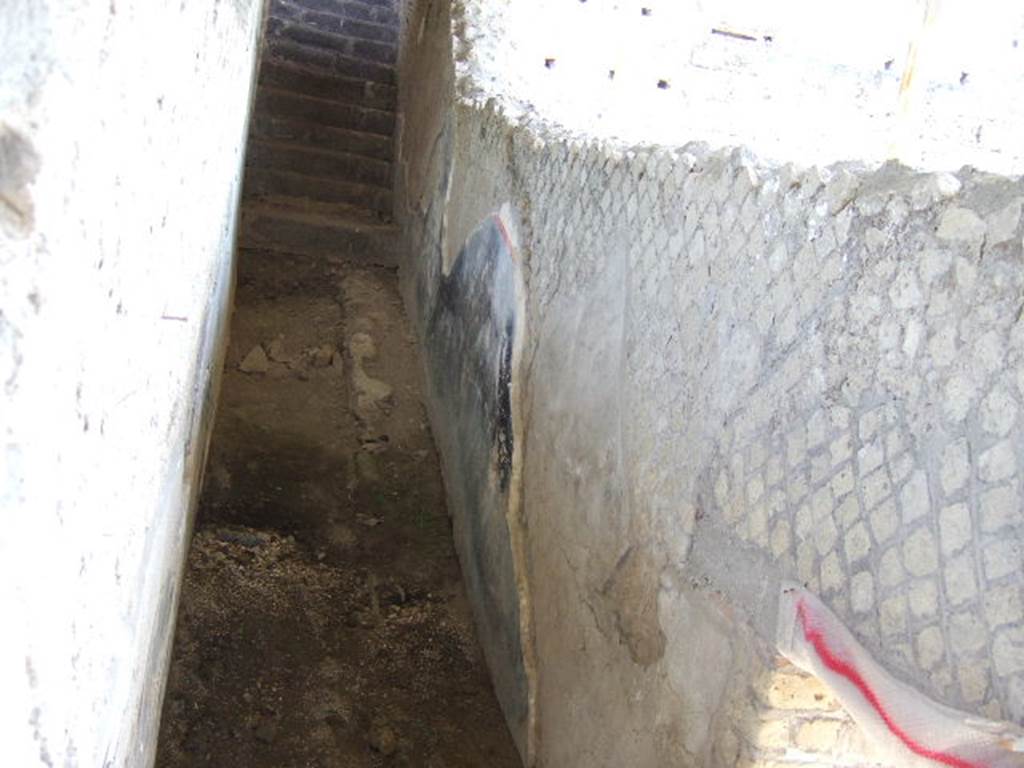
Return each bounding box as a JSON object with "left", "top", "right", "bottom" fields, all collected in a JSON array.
[
  {"left": 494, "top": 317, "right": 514, "bottom": 491},
  {"left": 425, "top": 213, "right": 528, "bottom": 728},
  {"left": 432, "top": 216, "right": 517, "bottom": 489}
]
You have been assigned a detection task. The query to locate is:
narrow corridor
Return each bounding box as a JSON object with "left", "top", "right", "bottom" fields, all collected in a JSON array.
[{"left": 155, "top": 1, "right": 522, "bottom": 765}]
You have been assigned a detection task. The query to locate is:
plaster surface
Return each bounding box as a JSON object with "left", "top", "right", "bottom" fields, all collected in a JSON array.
[
  {"left": 423, "top": 211, "right": 531, "bottom": 752},
  {"left": 0, "top": 1, "right": 264, "bottom": 765},
  {"left": 458, "top": 0, "right": 1024, "bottom": 175}
]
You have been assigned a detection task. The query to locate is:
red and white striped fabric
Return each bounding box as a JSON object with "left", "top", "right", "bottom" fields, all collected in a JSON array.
[{"left": 777, "top": 582, "right": 1024, "bottom": 768}]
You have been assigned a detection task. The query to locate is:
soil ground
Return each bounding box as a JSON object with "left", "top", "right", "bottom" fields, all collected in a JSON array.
[{"left": 155, "top": 250, "right": 522, "bottom": 768}]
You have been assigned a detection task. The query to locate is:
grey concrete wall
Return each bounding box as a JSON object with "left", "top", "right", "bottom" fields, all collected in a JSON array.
[
  {"left": 0, "top": 1, "right": 264, "bottom": 765},
  {"left": 396, "top": 1, "right": 1024, "bottom": 766}
]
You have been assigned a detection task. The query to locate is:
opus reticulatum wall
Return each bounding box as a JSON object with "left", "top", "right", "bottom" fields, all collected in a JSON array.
[{"left": 394, "top": 1, "right": 1024, "bottom": 766}]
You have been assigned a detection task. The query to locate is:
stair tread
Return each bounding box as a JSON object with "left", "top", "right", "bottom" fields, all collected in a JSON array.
[
  {"left": 243, "top": 196, "right": 395, "bottom": 226},
  {"left": 269, "top": 4, "right": 398, "bottom": 46},
  {"left": 250, "top": 115, "right": 393, "bottom": 161},
  {"left": 294, "top": 0, "right": 398, "bottom": 20},
  {"left": 249, "top": 137, "right": 392, "bottom": 168},
  {"left": 258, "top": 59, "right": 397, "bottom": 110},
  {"left": 240, "top": 198, "right": 399, "bottom": 265},
  {"left": 244, "top": 165, "right": 393, "bottom": 194},
  {"left": 265, "top": 38, "right": 396, "bottom": 85},
  {"left": 270, "top": 19, "right": 397, "bottom": 65},
  {"left": 258, "top": 86, "right": 395, "bottom": 118},
  {"left": 244, "top": 178, "right": 393, "bottom": 218},
  {"left": 256, "top": 88, "right": 395, "bottom": 137},
  {"left": 246, "top": 138, "right": 392, "bottom": 189},
  {"left": 252, "top": 113, "right": 394, "bottom": 138},
  {"left": 246, "top": 166, "right": 393, "bottom": 192}
]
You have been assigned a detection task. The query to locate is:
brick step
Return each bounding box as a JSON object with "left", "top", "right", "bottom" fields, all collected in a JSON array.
[
  {"left": 250, "top": 114, "right": 393, "bottom": 161},
  {"left": 258, "top": 59, "right": 396, "bottom": 113},
  {"left": 265, "top": 37, "right": 395, "bottom": 85},
  {"left": 255, "top": 88, "right": 394, "bottom": 137},
  {"left": 289, "top": 0, "right": 398, "bottom": 23},
  {"left": 267, "top": 17, "right": 397, "bottom": 66},
  {"left": 246, "top": 139, "right": 392, "bottom": 189},
  {"left": 239, "top": 199, "right": 398, "bottom": 266},
  {"left": 277, "top": 1, "right": 398, "bottom": 29},
  {"left": 244, "top": 168, "right": 393, "bottom": 215},
  {"left": 269, "top": 0, "right": 398, "bottom": 44},
  {"left": 312, "top": 0, "right": 398, "bottom": 25}
]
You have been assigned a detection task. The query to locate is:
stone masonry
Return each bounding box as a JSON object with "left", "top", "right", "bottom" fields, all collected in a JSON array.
[
  {"left": 239, "top": 0, "right": 400, "bottom": 265},
  {"left": 395, "top": 1, "right": 1024, "bottom": 765}
]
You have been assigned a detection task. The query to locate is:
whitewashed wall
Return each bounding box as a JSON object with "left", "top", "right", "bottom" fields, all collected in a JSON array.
[
  {"left": 458, "top": 0, "right": 1024, "bottom": 175},
  {"left": 0, "top": 1, "right": 264, "bottom": 765}
]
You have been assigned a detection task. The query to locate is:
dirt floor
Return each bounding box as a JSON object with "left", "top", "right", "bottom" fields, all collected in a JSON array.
[{"left": 155, "top": 250, "right": 522, "bottom": 768}]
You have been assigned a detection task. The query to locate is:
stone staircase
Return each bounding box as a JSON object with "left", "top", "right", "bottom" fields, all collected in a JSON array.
[{"left": 239, "top": 0, "right": 400, "bottom": 266}]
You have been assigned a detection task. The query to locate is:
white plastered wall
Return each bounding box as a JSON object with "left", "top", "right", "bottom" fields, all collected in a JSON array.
[
  {"left": 460, "top": 0, "right": 1024, "bottom": 175},
  {"left": 0, "top": 1, "right": 264, "bottom": 765}
]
